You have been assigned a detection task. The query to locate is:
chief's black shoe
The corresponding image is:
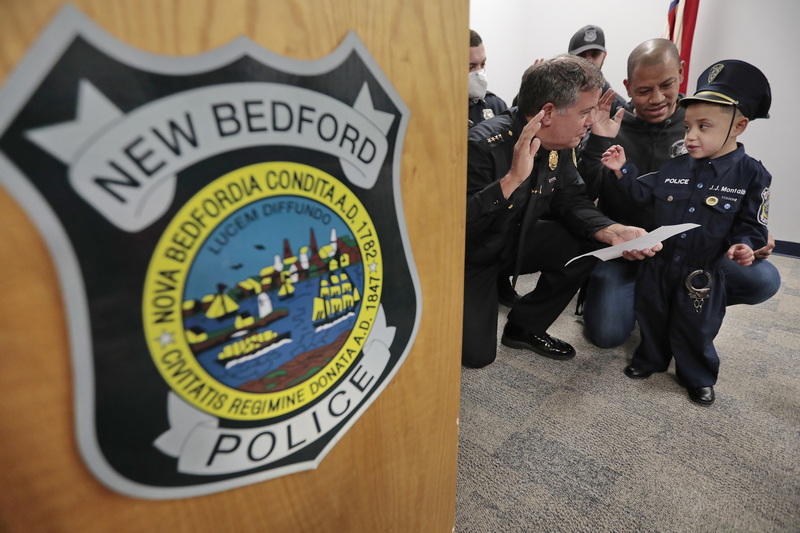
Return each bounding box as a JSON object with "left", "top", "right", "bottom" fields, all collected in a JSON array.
[
  {"left": 624, "top": 365, "right": 654, "bottom": 379},
  {"left": 501, "top": 323, "right": 575, "bottom": 360},
  {"left": 687, "top": 386, "right": 715, "bottom": 406}
]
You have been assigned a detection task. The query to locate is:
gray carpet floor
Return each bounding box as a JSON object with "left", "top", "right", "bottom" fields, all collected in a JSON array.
[{"left": 456, "top": 254, "right": 800, "bottom": 532}]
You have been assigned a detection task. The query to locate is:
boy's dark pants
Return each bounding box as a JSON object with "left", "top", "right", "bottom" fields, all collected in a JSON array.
[{"left": 633, "top": 257, "right": 726, "bottom": 387}]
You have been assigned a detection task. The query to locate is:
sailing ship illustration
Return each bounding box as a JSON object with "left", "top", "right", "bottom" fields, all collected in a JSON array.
[
  {"left": 205, "top": 283, "right": 239, "bottom": 320},
  {"left": 278, "top": 269, "right": 295, "bottom": 299},
  {"left": 184, "top": 226, "right": 365, "bottom": 371},
  {"left": 215, "top": 329, "right": 291, "bottom": 368},
  {"left": 311, "top": 271, "right": 361, "bottom": 328},
  {"left": 187, "top": 287, "right": 291, "bottom": 363},
  {"left": 214, "top": 292, "right": 291, "bottom": 367},
  {"left": 272, "top": 252, "right": 296, "bottom": 299}
]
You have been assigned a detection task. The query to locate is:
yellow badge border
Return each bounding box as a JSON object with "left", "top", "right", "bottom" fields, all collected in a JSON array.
[{"left": 142, "top": 162, "right": 383, "bottom": 421}]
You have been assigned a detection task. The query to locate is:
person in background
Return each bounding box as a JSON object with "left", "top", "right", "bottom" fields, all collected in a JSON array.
[
  {"left": 469, "top": 29, "right": 517, "bottom": 305},
  {"left": 469, "top": 29, "right": 508, "bottom": 129},
  {"left": 568, "top": 24, "right": 625, "bottom": 117},
  {"left": 600, "top": 60, "right": 773, "bottom": 405},
  {"left": 463, "top": 54, "right": 661, "bottom": 369},
  {"left": 577, "top": 39, "right": 780, "bottom": 349}
]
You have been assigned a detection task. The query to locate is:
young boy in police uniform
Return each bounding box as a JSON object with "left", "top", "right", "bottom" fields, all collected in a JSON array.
[{"left": 600, "top": 60, "right": 772, "bottom": 405}]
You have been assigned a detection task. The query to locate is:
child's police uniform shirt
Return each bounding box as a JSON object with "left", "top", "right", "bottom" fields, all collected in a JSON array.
[{"left": 616, "top": 143, "right": 770, "bottom": 268}]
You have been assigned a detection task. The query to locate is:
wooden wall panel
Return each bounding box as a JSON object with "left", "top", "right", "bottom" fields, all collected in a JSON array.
[{"left": 0, "top": 1, "right": 467, "bottom": 531}]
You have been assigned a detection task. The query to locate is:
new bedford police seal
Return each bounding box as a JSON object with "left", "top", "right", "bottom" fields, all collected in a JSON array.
[{"left": 0, "top": 6, "right": 418, "bottom": 499}]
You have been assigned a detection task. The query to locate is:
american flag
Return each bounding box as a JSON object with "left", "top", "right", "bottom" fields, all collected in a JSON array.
[{"left": 664, "top": 0, "right": 700, "bottom": 94}]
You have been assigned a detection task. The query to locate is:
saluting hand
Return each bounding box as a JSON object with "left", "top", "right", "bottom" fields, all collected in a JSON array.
[
  {"left": 589, "top": 88, "right": 624, "bottom": 138},
  {"left": 501, "top": 110, "right": 543, "bottom": 198}
]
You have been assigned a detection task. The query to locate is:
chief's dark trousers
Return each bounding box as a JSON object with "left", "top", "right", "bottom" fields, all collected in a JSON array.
[{"left": 462, "top": 219, "right": 598, "bottom": 368}]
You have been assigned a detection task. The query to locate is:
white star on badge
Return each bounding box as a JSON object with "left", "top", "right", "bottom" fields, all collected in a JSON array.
[
  {"left": 369, "top": 262, "right": 378, "bottom": 272},
  {"left": 157, "top": 330, "right": 176, "bottom": 347}
]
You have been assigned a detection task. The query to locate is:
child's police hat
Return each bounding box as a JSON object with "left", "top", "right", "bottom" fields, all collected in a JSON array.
[{"left": 680, "top": 60, "right": 771, "bottom": 119}]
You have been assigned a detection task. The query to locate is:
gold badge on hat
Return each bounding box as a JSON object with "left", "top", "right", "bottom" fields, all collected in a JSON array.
[
  {"left": 548, "top": 150, "right": 558, "bottom": 170},
  {"left": 706, "top": 196, "right": 719, "bottom": 206},
  {"left": 708, "top": 64, "right": 724, "bottom": 83}
]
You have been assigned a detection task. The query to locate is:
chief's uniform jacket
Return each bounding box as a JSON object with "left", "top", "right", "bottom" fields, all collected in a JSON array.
[
  {"left": 617, "top": 144, "right": 770, "bottom": 386},
  {"left": 464, "top": 108, "right": 615, "bottom": 367}
]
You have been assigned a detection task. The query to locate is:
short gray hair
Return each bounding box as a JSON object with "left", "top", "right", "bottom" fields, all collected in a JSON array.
[{"left": 517, "top": 54, "right": 603, "bottom": 117}]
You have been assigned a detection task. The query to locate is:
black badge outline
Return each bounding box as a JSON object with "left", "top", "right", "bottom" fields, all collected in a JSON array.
[{"left": 0, "top": 5, "right": 420, "bottom": 499}]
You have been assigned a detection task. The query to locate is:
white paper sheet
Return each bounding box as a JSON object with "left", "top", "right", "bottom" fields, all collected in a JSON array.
[{"left": 565, "top": 223, "right": 701, "bottom": 266}]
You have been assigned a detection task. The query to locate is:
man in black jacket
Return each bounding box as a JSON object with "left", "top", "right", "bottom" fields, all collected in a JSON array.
[
  {"left": 579, "top": 38, "right": 687, "bottom": 225},
  {"left": 464, "top": 55, "right": 660, "bottom": 369},
  {"left": 577, "top": 39, "right": 781, "bottom": 349}
]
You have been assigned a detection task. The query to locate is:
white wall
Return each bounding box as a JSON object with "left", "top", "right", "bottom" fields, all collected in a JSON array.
[
  {"left": 470, "top": 0, "right": 799, "bottom": 245},
  {"left": 690, "top": 0, "right": 798, "bottom": 247}
]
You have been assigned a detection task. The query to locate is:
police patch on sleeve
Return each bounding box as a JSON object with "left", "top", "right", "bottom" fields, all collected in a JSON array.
[
  {"left": 0, "top": 6, "right": 419, "bottom": 499},
  {"left": 759, "top": 187, "right": 770, "bottom": 225}
]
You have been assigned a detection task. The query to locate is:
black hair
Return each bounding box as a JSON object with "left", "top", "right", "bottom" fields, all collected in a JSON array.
[
  {"left": 469, "top": 29, "right": 482, "bottom": 48},
  {"left": 627, "top": 38, "right": 680, "bottom": 80}
]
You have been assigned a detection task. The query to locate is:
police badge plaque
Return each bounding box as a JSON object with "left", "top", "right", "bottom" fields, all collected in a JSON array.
[{"left": 0, "top": 6, "right": 419, "bottom": 499}]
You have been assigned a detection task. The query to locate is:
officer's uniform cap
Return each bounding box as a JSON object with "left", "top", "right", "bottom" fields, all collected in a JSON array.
[
  {"left": 568, "top": 25, "right": 606, "bottom": 56},
  {"left": 680, "top": 59, "right": 771, "bottom": 120}
]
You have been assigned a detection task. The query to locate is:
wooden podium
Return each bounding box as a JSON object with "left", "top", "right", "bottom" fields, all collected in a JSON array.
[{"left": 0, "top": 1, "right": 466, "bottom": 531}]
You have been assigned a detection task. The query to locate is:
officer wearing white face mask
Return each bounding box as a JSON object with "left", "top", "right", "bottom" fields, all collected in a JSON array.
[
  {"left": 469, "top": 29, "right": 508, "bottom": 129},
  {"left": 469, "top": 29, "right": 515, "bottom": 306}
]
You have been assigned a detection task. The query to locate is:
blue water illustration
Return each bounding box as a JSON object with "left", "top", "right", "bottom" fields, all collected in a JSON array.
[
  {"left": 183, "top": 268, "right": 364, "bottom": 390},
  {"left": 181, "top": 195, "right": 364, "bottom": 390}
]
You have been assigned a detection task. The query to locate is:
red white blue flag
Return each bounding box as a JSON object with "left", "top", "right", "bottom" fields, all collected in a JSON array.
[{"left": 664, "top": 0, "right": 700, "bottom": 94}]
